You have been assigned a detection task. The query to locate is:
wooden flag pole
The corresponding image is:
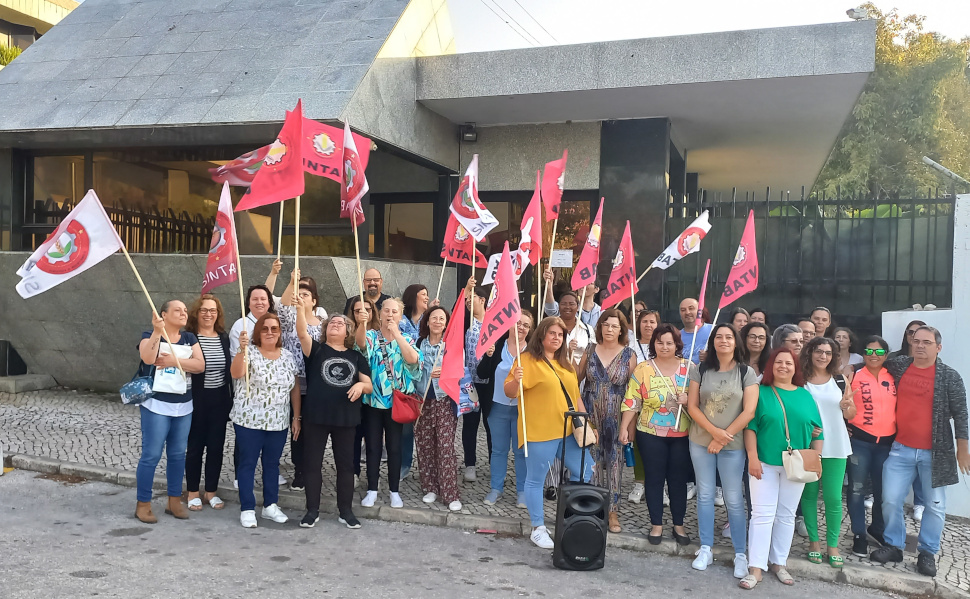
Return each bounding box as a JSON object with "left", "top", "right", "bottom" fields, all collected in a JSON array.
[
  {"left": 294, "top": 195, "right": 301, "bottom": 274},
  {"left": 577, "top": 286, "right": 588, "bottom": 328},
  {"left": 351, "top": 218, "right": 365, "bottom": 307},
  {"left": 119, "top": 245, "right": 184, "bottom": 374},
  {"left": 711, "top": 307, "right": 722, "bottom": 325},
  {"left": 536, "top": 265, "right": 542, "bottom": 314},
  {"left": 434, "top": 256, "right": 448, "bottom": 301},
  {"left": 276, "top": 199, "right": 285, "bottom": 261},
  {"left": 542, "top": 219, "right": 559, "bottom": 309},
  {"left": 635, "top": 265, "right": 653, "bottom": 285},
  {"left": 512, "top": 323, "right": 529, "bottom": 458}
]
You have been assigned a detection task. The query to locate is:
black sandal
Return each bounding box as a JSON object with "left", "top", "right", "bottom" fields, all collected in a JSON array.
[{"left": 672, "top": 530, "right": 691, "bottom": 546}]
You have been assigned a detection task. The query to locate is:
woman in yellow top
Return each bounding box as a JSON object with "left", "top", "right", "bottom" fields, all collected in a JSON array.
[{"left": 506, "top": 316, "right": 594, "bottom": 550}]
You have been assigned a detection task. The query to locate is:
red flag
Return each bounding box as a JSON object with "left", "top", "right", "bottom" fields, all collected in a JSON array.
[
  {"left": 518, "top": 170, "right": 543, "bottom": 267},
  {"left": 438, "top": 290, "right": 467, "bottom": 402},
  {"left": 209, "top": 145, "right": 270, "bottom": 187},
  {"left": 450, "top": 155, "right": 498, "bottom": 241},
  {"left": 600, "top": 221, "right": 637, "bottom": 310},
  {"left": 718, "top": 210, "right": 759, "bottom": 309},
  {"left": 302, "top": 118, "right": 371, "bottom": 181},
  {"left": 201, "top": 182, "right": 239, "bottom": 294},
  {"left": 476, "top": 242, "right": 522, "bottom": 359},
  {"left": 541, "top": 149, "right": 567, "bottom": 221},
  {"left": 340, "top": 121, "right": 368, "bottom": 226},
  {"left": 235, "top": 100, "right": 305, "bottom": 212},
  {"left": 695, "top": 259, "right": 711, "bottom": 329},
  {"left": 570, "top": 199, "right": 603, "bottom": 290},
  {"left": 441, "top": 214, "right": 487, "bottom": 268}
]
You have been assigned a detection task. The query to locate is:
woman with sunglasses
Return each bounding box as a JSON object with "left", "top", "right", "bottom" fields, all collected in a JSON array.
[{"left": 846, "top": 336, "right": 897, "bottom": 557}]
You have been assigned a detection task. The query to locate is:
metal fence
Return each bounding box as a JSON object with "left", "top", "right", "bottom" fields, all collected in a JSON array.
[
  {"left": 28, "top": 199, "right": 213, "bottom": 254},
  {"left": 662, "top": 188, "right": 955, "bottom": 335}
]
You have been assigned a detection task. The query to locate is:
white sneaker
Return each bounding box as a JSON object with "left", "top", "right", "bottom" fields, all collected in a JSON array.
[
  {"left": 233, "top": 479, "right": 239, "bottom": 490},
  {"left": 628, "top": 482, "right": 645, "bottom": 504},
  {"left": 713, "top": 487, "right": 724, "bottom": 506},
  {"left": 278, "top": 474, "right": 287, "bottom": 486},
  {"left": 530, "top": 525, "right": 554, "bottom": 549},
  {"left": 361, "top": 490, "right": 377, "bottom": 507},
  {"left": 733, "top": 553, "right": 749, "bottom": 579},
  {"left": 864, "top": 494, "right": 874, "bottom": 510},
  {"left": 390, "top": 492, "right": 403, "bottom": 508},
  {"left": 261, "top": 503, "right": 288, "bottom": 523},
  {"left": 795, "top": 516, "right": 808, "bottom": 537},
  {"left": 449, "top": 501, "right": 462, "bottom": 512},
  {"left": 692, "top": 545, "right": 713, "bottom": 571},
  {"left": 423, "top": 492, "right": 437, "bottom": 504},
  {"left": 464, "top": 466, "right": 477, "bottom": 482},
  {"left": 240, "top": 510, "right": 258, "bottom": 528},
  {"left": 686, "top": 483, "right": 697, "bottom": 500},
  {"left": 913, "top": 504, "right": 924, "bottom": 523},
  {"left": 722, "top": 521, "right": 732, "bottom": 539}
]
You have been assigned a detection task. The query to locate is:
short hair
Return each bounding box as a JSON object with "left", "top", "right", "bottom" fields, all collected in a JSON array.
[
  {"left": 594, "top": 309, "right": 629, "bottom": 345},
  {"left": 252, "top": 313, "right": 283, "bottom": 349},
  {"left": 649, "top": 323, "right": 683, "bottom": 359},
  {"left": 558, "top": 291, "right": 579, "bottom": 305},
  {"left": 635, "top": 310, "right": 661, "bottom": 343},
  {"left": 797, "top": 317, "right": 814, "bottom": 327},
  {"left": 772, "top": 323, "right": 802, "bottom": 349},
  {"left": 245, "top": 284, "right": 276, "bottom": 315},
  {"left": 382, "top": 296, "right": 405, "bottom": 313},
  {"left": 761, "top": 347, "right": 805, "bottom": 387},
  {"left": 186, "top": 294, "right": 225, "bottom": 334},
  {"left": 863, "top": 335, "right": 890, "bottom": 352},
  {"left": 527, "top": 316, "right": 573, "bottom": 371},
  {"left": 322, "top": 314, "right": 356, "bottom": 347},
  {"left": 915, "top": 325, "right": 942, "bottom": 345},
  {"left": 298, "top": 282, "right": 319, "bottom": 310},
  {"left": 750, "top": 308, "right": 770, "bottom": 326},
  {"left": 418, "top": 305, "right": 450, "bottom": 342},
  {"left": 402, "top": 284, "right": 428, "bottom": 319},
  {"left": 346, "top": 296, "right": 379, "bottom": 331},
  {"left": 701, "top": 323, "right": 744, "bottom": 372},
  {"left": 801, "top": 337, "right": 841, "bottom": 378}
]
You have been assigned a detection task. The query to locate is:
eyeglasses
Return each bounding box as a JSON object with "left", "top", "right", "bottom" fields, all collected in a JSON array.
[
  {"left": 198, "top": 308, "right": 218, "bottom": 315},
  {"left": 864, "top": 348, "right": 887, "bottom": 356},
  {"left": 261, "top": 326, "right": 280, "bottom": 333},
  {"left": 747, "top": 335, "right": 767, "bottom": 342},
  {"left": 813, "top": 349, "right": 833, "bottom": 357},
  {"left": 363, "top": 277, "right": 382, "bottom": 283},
  {"left": 602, "top": 324, "right": 621, "bottom": 330},
  {"left": 906, "top": 329, "right": 919, "bottom": 336}
]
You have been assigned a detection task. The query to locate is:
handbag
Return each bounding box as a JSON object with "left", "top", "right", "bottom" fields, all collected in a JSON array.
[
  {"left": 772, "top": 387, "right": 822, "bottom": 483},
  {"left": 152, "top": 343, "right": 192, "bottom": 395},
  {"left": 120, "top": 363, "right": 155, "bottom": 405},
  {"left": 543, "top": 357, "right": 598, "bottom": 447},
  {"left": 377, "top": 335, "right": 423, "bottom": 424}
]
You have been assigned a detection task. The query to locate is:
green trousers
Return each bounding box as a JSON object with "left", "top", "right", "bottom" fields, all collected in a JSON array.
[{"left": 800, "top": 456, "right": 847, "bottom": 548}]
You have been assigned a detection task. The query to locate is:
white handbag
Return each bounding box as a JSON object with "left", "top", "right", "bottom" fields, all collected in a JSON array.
[{"left": 152, "top": 343, "right": 193, "bottom": 395}]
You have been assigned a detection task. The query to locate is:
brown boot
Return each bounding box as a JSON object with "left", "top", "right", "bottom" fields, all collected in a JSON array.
[
  {"left": 135, "top": 501, "right": 157, "bottom": 524},
  {"left": 164, "top": 495, "right": 189, "bottom": 519}
]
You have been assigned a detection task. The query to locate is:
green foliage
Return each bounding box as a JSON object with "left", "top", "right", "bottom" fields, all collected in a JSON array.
[
  {"left": 815, "top": 3, "right": 970, "bottom": 198},
  {"left": 0, "top": 44, "right": 22, "bottom": 66}
]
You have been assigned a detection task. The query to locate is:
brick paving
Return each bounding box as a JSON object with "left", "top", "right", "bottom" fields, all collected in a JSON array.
[{"left": 1, "top": 389, "right": 967, "bottom": 592}]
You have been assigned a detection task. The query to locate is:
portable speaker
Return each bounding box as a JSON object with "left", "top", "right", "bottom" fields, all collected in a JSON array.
[{"left": 552, "top": 482, "right": 609, "bottom": 570}]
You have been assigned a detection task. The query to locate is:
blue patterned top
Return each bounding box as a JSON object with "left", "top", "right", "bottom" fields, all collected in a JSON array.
[
  {"left": 465, "top": 318, "right": 486, "bottom": 385},
  {"left": 399, "top": 314, "right": 421, "bottom": 342},
  {"left": 358, "top": 329, "right": 422, "bottom": 410},
  {"left": 416, "top": 338, "right": 446, "bottom": 400}
]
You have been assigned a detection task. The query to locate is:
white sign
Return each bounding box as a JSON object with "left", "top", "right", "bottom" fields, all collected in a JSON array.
[{"left": 550, "top": 249, "right": 574, "bottom": 268}]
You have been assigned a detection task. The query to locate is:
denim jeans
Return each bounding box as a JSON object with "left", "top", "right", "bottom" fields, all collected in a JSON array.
[
  {"left": 234, "top": 424, "right": 288, "bottom": 512},
  {"left": 846, "top": 437, "right": 890, "bottom": 536},
  {"left": 689, "top": 441, "right": 747, "bottom": 553},
  {"left": 523, "top": 437, "right": 592, "bottom": 527},
  {"left": 487, "top": 402, "right": 526, "bottom": 494},
  {"left": 137, "top": 407, "right": 192, "bottom": 502},
  {"left": 882, "top": 441, "right": 947, "bottom": 554}
]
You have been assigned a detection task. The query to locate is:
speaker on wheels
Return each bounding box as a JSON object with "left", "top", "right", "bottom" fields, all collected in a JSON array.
[{"left": 552, "top": 482, "right": 609, "bottom": 571}]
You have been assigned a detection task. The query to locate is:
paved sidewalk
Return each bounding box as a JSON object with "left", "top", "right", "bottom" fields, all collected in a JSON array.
[{"left": 2, "top": 389, "right": 968, "bottom": 595}]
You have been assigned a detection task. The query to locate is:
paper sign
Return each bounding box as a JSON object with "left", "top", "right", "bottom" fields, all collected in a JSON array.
[{"left": 550, "top": 249, "right": 574, "bottom": 268}]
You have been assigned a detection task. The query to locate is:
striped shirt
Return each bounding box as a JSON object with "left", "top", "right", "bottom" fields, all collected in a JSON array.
[{"left": 197, "top": 335, "right": 226, "bottom": 389}]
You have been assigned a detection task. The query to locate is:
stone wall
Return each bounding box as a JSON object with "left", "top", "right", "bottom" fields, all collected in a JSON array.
[{"left": 0, "top": 252, "right": 456, "bottom": 392}]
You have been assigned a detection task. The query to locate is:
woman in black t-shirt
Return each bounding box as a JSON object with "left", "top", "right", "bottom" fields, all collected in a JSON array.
[{"left": 295, "top": 295, "right": 372, "bottom": 529}]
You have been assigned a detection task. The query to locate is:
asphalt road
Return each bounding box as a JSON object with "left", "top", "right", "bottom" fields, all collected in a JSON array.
[{"left": 0, "top": 469, "right": 892, "bottom": 599}]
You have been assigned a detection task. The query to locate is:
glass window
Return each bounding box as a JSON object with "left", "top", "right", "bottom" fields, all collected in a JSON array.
[
  {"left": 384, "top": 203, "right": 434, "bottom": 262},
  {"left": 26, "top": 155, "right": 84, "bottom": 249}
]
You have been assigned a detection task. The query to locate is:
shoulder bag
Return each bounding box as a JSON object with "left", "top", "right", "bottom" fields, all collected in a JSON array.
[
  {"left": 542, "top": 357, "right": 597, "bottom": 447},
  {"left": 120, "top": 362, "right": 155, "bottom": 405},
  {"left": 378, "top": 335, "right": 423, "bottom": 424},
  {"left": 772, "top": 387, "right": 821, "bottom": 483}
]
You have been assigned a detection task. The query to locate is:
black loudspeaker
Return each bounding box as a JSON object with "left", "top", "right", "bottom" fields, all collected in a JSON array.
[{"left": 552, "top": 481, "right": 609, "bottom": 570}]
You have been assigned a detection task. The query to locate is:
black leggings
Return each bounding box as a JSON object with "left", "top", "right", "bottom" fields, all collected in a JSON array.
[
  {"left": 302, "top": 422, "right": 356, "bottom": 516},
  {"left": 462, "top": 383, "right": 493, "bottom": 467},
  {"left": 637, "top": 431, "right": 690, "bottom": 527},
  {"left": 290, "top": 397, "right": 305, "bottom": 477},
  {"left": 365, "top": 406, "right": 402, "bottom": 493},
  {"left": 185, "top": 384, "right": 231, "bottom": 493}
]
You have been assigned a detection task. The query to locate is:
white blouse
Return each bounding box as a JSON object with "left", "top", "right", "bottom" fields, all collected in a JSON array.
[{"left": 231, "top": 346, "right": 300, "bottom": 431}]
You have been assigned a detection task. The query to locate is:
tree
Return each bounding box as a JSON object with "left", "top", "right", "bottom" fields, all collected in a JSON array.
[
  {"left": 815, "top": 3, "right": 970, "bottom": 198},
  {"left": 0, "top": 45, "right": 22, "bottom": 66}
]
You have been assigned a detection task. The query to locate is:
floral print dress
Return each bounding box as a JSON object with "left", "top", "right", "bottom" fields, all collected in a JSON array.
[{"left": 231, "top": 345, "right": 300, "bottom": 431}]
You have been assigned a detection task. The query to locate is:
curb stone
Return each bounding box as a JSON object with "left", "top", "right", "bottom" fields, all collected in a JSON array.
[{"left": 2, "top": 452, "right": 960, "bottom": 598}]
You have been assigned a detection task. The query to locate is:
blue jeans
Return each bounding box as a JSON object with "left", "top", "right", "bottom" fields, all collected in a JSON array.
[
  {"left": 234, "top": 424, "right": 288, "bottom": 512},
  {"left": 137, "top": 407, "right": 192, "bottom": 502},
  {"left": 523, "top": 436, "right": 593, "bottom": 527},
  {"left": 401, "top": 422, "right": 415, "bottom": 475},
  {"left": 846, "top": 437, "right": 890, "bottom": 536},
  {"left": 689, "top": 441, "right": 747, "bottom": 553},
  {"left": 487, "top": 402, "right": 526, "bottom": 494},
  {"left": 882, "top": 442, "right": 947, "bottom": 554}
]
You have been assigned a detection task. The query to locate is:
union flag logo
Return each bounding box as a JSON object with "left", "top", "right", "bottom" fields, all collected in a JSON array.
[{"left": 37, "top": 221, "right": 89, "bottom": 275}]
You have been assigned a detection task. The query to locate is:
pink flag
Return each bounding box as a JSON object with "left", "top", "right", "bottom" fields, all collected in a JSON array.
[
  {"left": 450, "top": 155, "right": 498, "bottom": 241},
  {"left": 476, "top": 242, "right": 522, "bottom": 359},
  {"left": 570, "top": 199, "right": 603, "bottom": 291},
  {"left": 441, "top": 213, "right": 487, "bottom": 268},
  {"left": 518, "top": 170, "right": 543, "bottom": 267},
  {"left": 209, "top": 145, "right": 270, "bottom": 187},
  {"left": 302, "top": 118, "right": 371, "bottom": 181},
  {"left": 599, "top": 221, "right": 637, "bottom": 310},
  {"left": 438, "top": 290, "right": 466, "bottom": 402},
  {"left": 201, "top": 182, "right": 239, "bottom": 294},
  {"left": 541, "top": 149, "right": 567, "bottom": 221},
  {"left": 235, "top": 100, "right": 305, "bottom": 212},
  {"left": 718, "top": 210, "right": 759, "bottom": 309}
]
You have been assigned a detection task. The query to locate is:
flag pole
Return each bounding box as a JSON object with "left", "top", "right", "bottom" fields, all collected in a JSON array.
[
  {"left": 276, "top": 199, "right": 285, "bottom": 261},
  {"left": 434, "top": 256, "right": 448, "bottom": 301},
  {"left": 119, "top": 245, "right": 184, "bottom": 374},
  {"left": 512, "top": 323, "right": 529, "bottom": 458},
  {"left": 712, "top": 307, "right": 722, "bottom": 325},
  {"left": 294, "top": 195, "right": 301, "bottom": 274},
  {"left": 351, "top": 218, "right": 365, "bottom": 306},
  {"left": 232, "top": 217, "right": 250, "bottom": 394},
  {"left": 542, "top": 219, "right": 559, "bottom": 309},
  {"left": 635, "top": 265, "right": 653, "bottom": 285},
  {"left": 675, "top": 357, "right": 688, "bottom": 428},
  {"left": 577, "top": 286, "right": 588, "bottom": 328}
]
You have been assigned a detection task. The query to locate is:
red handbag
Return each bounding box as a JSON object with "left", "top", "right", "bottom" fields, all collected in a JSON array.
[{"left": 376, "top": 335, "right": 423, "bottom": 424}]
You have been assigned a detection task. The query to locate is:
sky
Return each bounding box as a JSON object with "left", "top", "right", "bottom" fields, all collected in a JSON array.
[{"left": 449, "top": 0, "right": 970, "bottom": 53}]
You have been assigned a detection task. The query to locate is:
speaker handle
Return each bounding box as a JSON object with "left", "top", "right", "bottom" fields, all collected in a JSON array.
[{"left": 562, "top": 410, "right": 592, "bottom": 485}]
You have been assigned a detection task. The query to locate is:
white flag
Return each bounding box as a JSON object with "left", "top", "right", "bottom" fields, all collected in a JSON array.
[
  {"left": 449, "top": 155, "right": 498, "bottom": 242},
  {"left": 16, "top": 190, "right": 123, "bottom": 299},
  {"left": 649, "top": 210, "right": 711, "bottom": 270},
  {"left": 482, "top": 249, "right": 526, "bottom": 285}
]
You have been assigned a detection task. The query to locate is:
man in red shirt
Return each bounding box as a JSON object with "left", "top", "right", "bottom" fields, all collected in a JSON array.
[{"left": 871, "top": 327, "right": 970, "bottom": 577}]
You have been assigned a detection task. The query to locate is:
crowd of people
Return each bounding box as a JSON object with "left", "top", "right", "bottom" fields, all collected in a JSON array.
[{"left": 131, "top": 261, "right": 969, "bottom": 586}]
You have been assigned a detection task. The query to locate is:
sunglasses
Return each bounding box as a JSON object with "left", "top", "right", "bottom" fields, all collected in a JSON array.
[{"left": 864, "top": 348, "right": 887, "bottom": 356}]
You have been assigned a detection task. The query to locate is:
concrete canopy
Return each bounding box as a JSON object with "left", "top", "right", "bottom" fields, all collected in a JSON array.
[{"left": 417, "top": 21, "right": 877, "bottom": 193}]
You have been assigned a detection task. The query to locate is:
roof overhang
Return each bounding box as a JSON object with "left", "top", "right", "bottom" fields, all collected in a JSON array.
[{"left": 416, "top": 21, "right": 876, "bottom": 193}]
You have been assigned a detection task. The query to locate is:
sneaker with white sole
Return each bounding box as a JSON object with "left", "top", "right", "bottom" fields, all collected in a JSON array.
[
  {"left": 628, "top": 482, "right": 645, "bottom": 504},
  {"left": 516, "top": 492, "right": 527, "bottom": 509},
  {"left": 913, "top": 504, "right": 924, "bottom": 522},
  {"left": 692, "top": 545, "right": 713, "bottom": 571},
  {"left": 733, "top": 553, "right": 748, "bottom": 579},
  {"left": 530, "top": 525, "right": 554, "bottom": 549},
  {"left": 686, "top": 483, "right": 697, "bottom": 500},
  {"left": 300, "top": 511, "right": 319, "bottom": 528},
  {"left": 722, "top": 521, "right": 732, "bottom": 539},
  {"left": 795, "top": 516, "right": 808, "bottom": 537},
  {"left": 277, "top": 474, "right": 287, "bottom": 486},
  {"left": 464, "top": 466, "right": 477, "bottom": 482},
  {"left": 423, "top": 492, "right": 437, "bottom": 504},
  {"left": 339, "top": 513, "right": 362, "bottom": 529},
  {"left": 449, "top": 501, "right": 462, "bottom": 512},
  {"left": 361, "top": 490, "right": 378, "bottom": 507},
  {"left": 390, "top": 492, "right": 403, "bottom": 508},
  {"left": 714, "top": 487, "right": 724, "bottom": 506},
  {"left": 240, "top": 510, "right": 257, "bottom": 528},
  {"left": 261, "top": 503, "right": 288, "bottom": 523},
  {"left": 484, "top": 490, "right": 500, "bottom": 505}
]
